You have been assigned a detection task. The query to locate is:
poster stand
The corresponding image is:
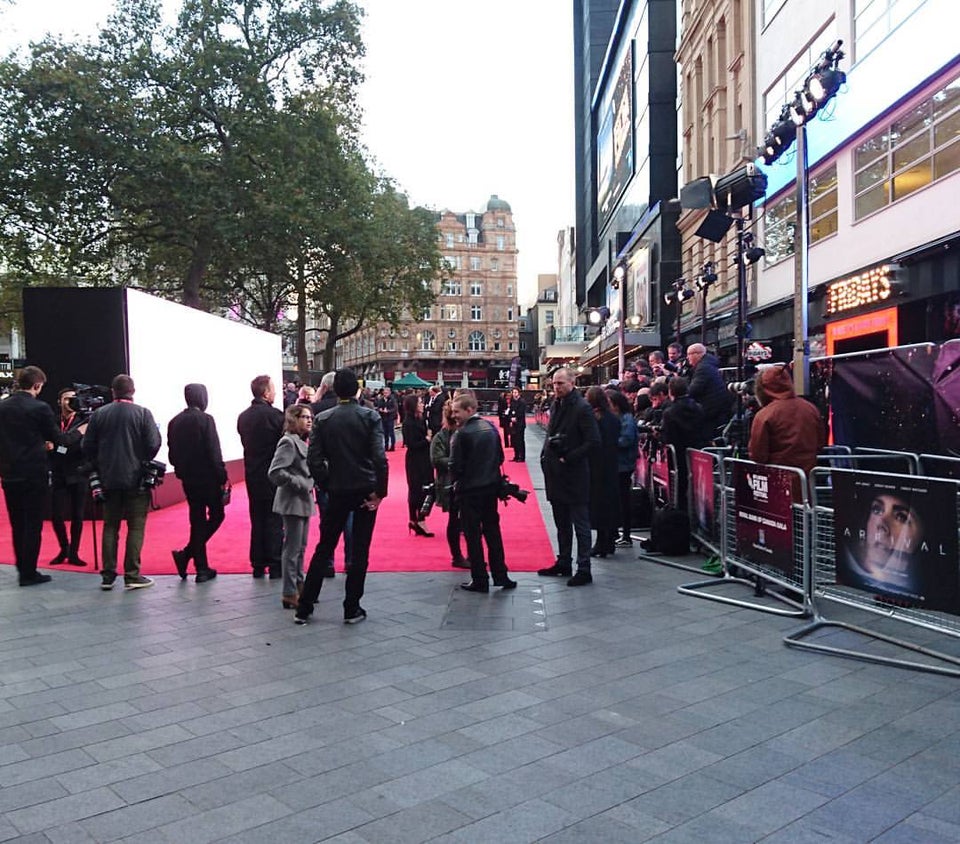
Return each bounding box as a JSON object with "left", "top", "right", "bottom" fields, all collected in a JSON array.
[
  {"left": 677, "top": 458, "right": 811, "bottom": 618},
  {"left": 784, "top": 465, "right": 960, "bottom": 676}
]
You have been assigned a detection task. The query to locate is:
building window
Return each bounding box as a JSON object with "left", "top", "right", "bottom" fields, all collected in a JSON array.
[
  {"left": 854, "top": 72, "right": 960, "bottom": 220},
  {"left": 507, "top": 307, "right": 514, "bottom": 321},
  {"left": 440, "top": 304, "right": 461, "bottom": 321},
  {"left": 444, "top": 233, "right": 454, "bottom": 248},
  {"left": 497, "top": 217, "right": 504, "bottom": 228},
  {"left": 854, "top": 0, "right": 925, "bottom": 61},
  {"left": 421, "top": 306, "right": 432, "bottom": 320},
  {"left": 520, "top": 340, "right": 527, "bottom": 351},
  {"left": 468, "top": 331, "right": 486, "bottom": 352},
  {"left": 496, "top": 235, "right": 505, "bottom": 251},
  {"left": 493, "top": 342, "right": 501, "bottom": 351},
  {"left": 469, "top": 256, "right": 481, "bottom": 271},
  {"left": 763, "top": 162, "right": 837, "bottom": 264},
  {"left": 809, "top": 164, "right": 838, "bottom": 242},
  {"left": 447, "top": 341, "right": 459, "bottom": 351},
  {"left": 419, "top": 330, "right": 436, "bottom": 351},
  {"left": 441, "top": 279, "right": 462, "bottom": 296},
  {"left": 762, "top": 0, "right": 788, "bottom": 26},
  {"left": 506, "top": 284, "right": 512, "bottom": 296},
  {"left": 470, "top": 280, "right": 482, "bottom": 296},
  {"left": 470, "top": 305, "right": 482, "bottom": 321},
  {"left": 762, "top": 24, "right": 838, "bottom": 131},
  {"left": 545, "top": 310, "right": 554, "bottom": 325},
  {"left": 444, "top": 255, "right": 461, "bottom": 270},
  {"left": 491, "top": 259, "right": 499, "bottom": 272},
  {"left": 508, "top": 342, "right": 515, "bottom": 352}
]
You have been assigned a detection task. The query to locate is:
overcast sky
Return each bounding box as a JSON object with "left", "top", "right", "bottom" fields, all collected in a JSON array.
[{"left": 0, "top": 0, "right": 575, "bottom": 306}]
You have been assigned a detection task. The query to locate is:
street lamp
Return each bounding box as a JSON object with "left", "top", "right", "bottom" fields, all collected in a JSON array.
[{"left": 612, "top": 261, "right": 627, "bottom": 379}]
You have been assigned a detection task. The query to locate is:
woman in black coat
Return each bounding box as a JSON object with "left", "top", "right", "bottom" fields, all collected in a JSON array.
[
  {"left": 402, "top": 393, "right": 434, "bottom": 536},
  {"left": 586, "top": 386, "right": 621, "bottom": 557}
]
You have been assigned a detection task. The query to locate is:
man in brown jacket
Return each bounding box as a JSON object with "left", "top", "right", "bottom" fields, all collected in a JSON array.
[{"left": 748, "top": 365, "right": 825, "bottom": 489}]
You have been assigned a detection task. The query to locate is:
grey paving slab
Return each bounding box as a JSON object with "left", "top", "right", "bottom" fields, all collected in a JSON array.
[{"left": 1, "top": 425, "right": 959, "bottom": 842}]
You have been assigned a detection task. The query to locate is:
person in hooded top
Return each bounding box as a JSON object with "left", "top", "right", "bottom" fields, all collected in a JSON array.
[
  {"left": 748, "top": 364, "right": 825, "bottom": 488},
  {"left": 168, "top": 383, "right": 228, "bottom": 583}
]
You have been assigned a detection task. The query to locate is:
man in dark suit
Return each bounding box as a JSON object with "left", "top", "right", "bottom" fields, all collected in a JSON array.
[
  {"left": 237, "top": 375, "right": 284, "bottom": 578},
  {"left": 537, "top": 367, "right": 600, "bottom": 586},
  {"left": 507, "top": 387, "right": 527, "bottom": 461},
  {"left": 0, "top": 366, "right": 70, "bottom": 586},
  {"left": 168, "top": 383, "right": 227, "bottom": 583}
]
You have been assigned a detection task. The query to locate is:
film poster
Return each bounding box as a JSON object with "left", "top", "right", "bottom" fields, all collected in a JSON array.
[
  {"left": 733, "top": 463, "right": 795, "bottom": 577},
  {"left": 651, "top": 448, "right": 671, "bottom": 508},
  {"left": 690, "top": 450, "right": 715, "bottom": 537},
  {"left": 834, "top": 472, "right": 960, "bottom": 614}
]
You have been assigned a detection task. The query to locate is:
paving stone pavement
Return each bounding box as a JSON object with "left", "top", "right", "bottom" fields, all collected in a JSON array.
[{"left": 1, "top": 425, "right": 959, "bottom": 843}]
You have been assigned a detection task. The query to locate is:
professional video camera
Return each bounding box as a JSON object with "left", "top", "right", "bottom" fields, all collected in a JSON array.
[
  {"left": 68, "top": 383, "right": 111, "bottom": 417},
  {"left": 727, "top": 379, "right": 755, "bottom": 396},
  {"left": 140, "top": 459, "right": 167, "bottom": 491},
  {"left": 497, "top": 474, "right": 530, "bottom": 505}
]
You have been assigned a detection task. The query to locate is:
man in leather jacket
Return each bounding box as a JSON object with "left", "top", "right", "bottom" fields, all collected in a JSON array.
[
  {"left": 0, "top": 366, "right": 72, "bottom": 586},
  {"left": 449, "top": 392, "right": 515, "bottom": 592},
  {"left": 296, "top": 368, "right": 388, "bottom": 625}
]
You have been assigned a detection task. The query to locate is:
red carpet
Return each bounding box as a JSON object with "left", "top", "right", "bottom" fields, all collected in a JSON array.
[{"left": 0, "top": 449, "right": 554, "bottom": 576}]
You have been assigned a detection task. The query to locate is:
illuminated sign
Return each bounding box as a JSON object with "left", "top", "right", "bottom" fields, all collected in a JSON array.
[{"left": 825, "top": 264, "right": 901, "bottom": 316}]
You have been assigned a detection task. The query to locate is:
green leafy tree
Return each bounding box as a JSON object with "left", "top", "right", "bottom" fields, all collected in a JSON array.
[{"left": 0, "top": 0, "right": 364, "bottom": 309}]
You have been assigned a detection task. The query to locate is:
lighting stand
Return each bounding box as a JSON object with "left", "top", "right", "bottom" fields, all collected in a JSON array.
[{"left": 793, "top": 125, "right": 810, "bottom": 396}]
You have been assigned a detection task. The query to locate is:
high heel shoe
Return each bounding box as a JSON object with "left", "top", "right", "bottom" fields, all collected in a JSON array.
[{"left": 408, "top": 521, "right": 434, "bottom": 538}]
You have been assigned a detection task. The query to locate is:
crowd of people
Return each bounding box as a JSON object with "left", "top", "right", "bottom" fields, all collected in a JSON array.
[{"left": 0, "top": 345, "right": 824, "bottom": 619}]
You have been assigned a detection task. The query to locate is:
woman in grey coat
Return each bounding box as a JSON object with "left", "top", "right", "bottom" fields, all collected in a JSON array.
[{"left": 268, "top": 405, "right": 314, "bottom": 608}]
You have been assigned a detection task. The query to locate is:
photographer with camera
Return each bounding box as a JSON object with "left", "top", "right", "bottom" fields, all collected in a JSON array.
[
  {"left": 48, "top": 387, "right": 90, "bottom": 567},
  {"left": 449, "top": 392, "right": 515, "bottom": 592},
  {"left": 82, "top": 374, "right": 161, "bottom": 591},
  {"left": 538, "top": 366, "right": 600, "bottom": 586}
]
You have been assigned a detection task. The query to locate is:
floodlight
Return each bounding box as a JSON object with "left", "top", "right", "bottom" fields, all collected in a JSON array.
[
  {"left": 714, "top": 164, "right": 768, "bottom": 213},
  {"left": 612, "top": 263, "right": 626, "bottom": 289},
  {"left": 586, "top": 306, "right": 610, "bottom": 325},
  {"left": 808, "top": 67, "right": 846, "bottom": 104}
]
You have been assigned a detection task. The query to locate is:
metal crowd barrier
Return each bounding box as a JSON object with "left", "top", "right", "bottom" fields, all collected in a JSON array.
[
  {"left": 813, "top": 451, "right": 918, "bottom": 509},
  {"left": 686, "top": 448, "right": 723, "bottom": 558},
  {"left": 919, "top": 453, "right": 960, "bottom": 480},
  {"left": 677, "top": 457, "right": 810, "bottom": 617},
  {"left": 783, "top": 466, "right": 960, "bottom": 676}
]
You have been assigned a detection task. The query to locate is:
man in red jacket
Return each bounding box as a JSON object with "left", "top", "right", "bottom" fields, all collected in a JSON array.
[{"left": 749, "top": 365, "right": 825, "bottom": 490}]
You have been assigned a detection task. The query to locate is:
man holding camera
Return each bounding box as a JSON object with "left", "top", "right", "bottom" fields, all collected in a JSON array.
[
  {"left": 48, "top": 387, "right": 90, "bottom": 567},
  {"left": 82, "top": 374, "right": 161, "bottom": 591},
  {"left": 449, "top": 392, "right": 515, "bottom": 592},
  {"left": 538, "top": 367, "right": 600, "bottom": 586}
]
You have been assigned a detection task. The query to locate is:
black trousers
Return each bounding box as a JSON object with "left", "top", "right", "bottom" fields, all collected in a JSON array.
[
  {"left": 459, "top": 489, "right": 508, "bottom": 583},
  {"left": 617, "top": 470, "right": 633, "bottom": 539},
  {"left": 51, "top": 480, "right": 86, "bottom": 556},
  {"left": 299, "top": 489, "right": 378, "bottom": 616},
  {"left": 512, "top": 427, "right": 526, "bottom": 461},
  {"left": 247, "top": 495, "right": 282, "bottom": 571},
  {"left": 183, "top": 481, "right": 225, "bottom": 571},
  {"left": 3, "top": 479, "right": 47, "bottom": 580},
  {"left": 446, "top": 505, "right": 464, "bottom": 561}
]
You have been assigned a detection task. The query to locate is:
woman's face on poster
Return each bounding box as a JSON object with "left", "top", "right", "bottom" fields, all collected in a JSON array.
[{"left": 863, "top": 494, "right": 923, "bottom": 567}]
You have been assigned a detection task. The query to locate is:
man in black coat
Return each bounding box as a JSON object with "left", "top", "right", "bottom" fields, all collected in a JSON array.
[
  {"left": 374, "top": 386, "right": 398, "bottom": 451},
  {"left": 507, "top": 387, "right": 527, "bottom": 462},
  {"left": 661, "top": 377, "right": 709, "bottom": 511},
  {"left": 449, "top": 392, "right": 515, "bottom": 592},
  {"left": 538, "top": 367, "right": 600, "bottom": 586},
  {"left": 297, "top": 368, "right": 388, "bottom": 625},
  {"left": 168, "top": 383, "right": 227, "bottom": 583},
  {"left": 0, "top": 366, "right": 70, "bottom": 586},
  {"left": 237, "top": 375, "right": 284, "bottom": 578},
  {"left": 686, "top": 343, "right": 732, "bottom": 439}
]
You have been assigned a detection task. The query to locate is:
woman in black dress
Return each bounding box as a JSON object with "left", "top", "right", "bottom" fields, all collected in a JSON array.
[{"left": 402, "top": 393, "right": 434, "bottom": 537}]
